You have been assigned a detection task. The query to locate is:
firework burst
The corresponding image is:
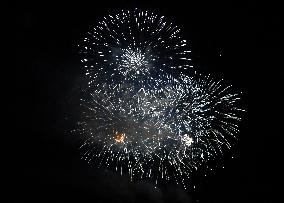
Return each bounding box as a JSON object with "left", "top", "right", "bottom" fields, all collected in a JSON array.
[
  {"left": 79, "top": 8, "right": 193, "bottom": 88},
  {"left": 75, "top": 9, "right": 244, "bottom": 188}
]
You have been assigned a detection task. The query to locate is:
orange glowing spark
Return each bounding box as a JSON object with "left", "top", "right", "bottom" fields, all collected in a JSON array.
[{"left": 114, "top": 131, "right": 125, "bottom": 143}]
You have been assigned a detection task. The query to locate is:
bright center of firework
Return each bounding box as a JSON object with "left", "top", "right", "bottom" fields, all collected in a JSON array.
[
  {"left": 181, "top": 134, "right": 194, "bottom": 146},
  {"left": 118, "top": 48, "right": 151, "bottom": 76},
  {"left": 123, "top": 49, "right": 146, "bottom": 67}
]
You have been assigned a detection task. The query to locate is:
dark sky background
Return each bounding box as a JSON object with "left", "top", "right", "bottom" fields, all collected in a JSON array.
[{"left": 11, "top": 0, "right": 279, "bottom": 202}]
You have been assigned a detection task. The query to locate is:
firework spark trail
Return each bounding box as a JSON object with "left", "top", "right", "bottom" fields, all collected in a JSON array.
[{"left": 76, "top": 9, "right": 244, "bottom": 188}]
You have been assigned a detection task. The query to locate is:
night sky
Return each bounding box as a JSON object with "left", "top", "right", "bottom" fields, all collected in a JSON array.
[{"left": 11, "top": 1, "right": 279, "bottom": 202}]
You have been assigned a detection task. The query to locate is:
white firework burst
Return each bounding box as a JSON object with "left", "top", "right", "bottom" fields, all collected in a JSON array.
[
  {"left": 75, "top": 9, "right": 245, "bottom": 189},
  {"left": 77, "top": 74, "right": 243, "bottom": 188},
  {"left": 79, "top": 8, "right": 193, "bottom": 87}
]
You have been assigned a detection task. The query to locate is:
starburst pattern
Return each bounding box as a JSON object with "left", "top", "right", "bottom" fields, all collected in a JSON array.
[
  {"left": 75, "top": 9, "right": 244, "bottom": 188},
  {"left": 79, "top": 9, "right": 193, "bottom": 87}
]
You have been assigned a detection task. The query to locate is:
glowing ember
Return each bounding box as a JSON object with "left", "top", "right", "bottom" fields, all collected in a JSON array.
[{"left": 114, "top": 132, "right": 125, "bottom": 143}]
